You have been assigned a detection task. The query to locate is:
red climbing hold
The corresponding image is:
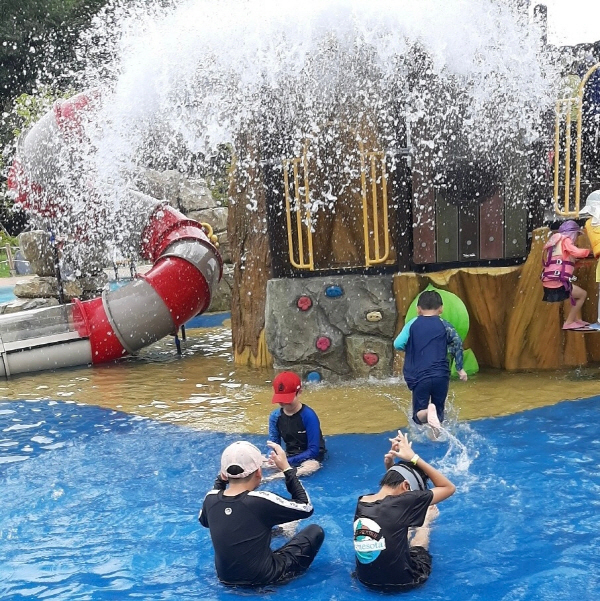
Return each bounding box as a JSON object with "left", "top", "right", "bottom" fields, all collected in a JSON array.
[
  {"left": 316, "top": 336, "right": 331, "bottom": 351},
  {"left": 363, "top": 352, "right": 379, "bottom": 366},
  {"left": 297, "top": 296, "right": 312, "bottom": 311}
]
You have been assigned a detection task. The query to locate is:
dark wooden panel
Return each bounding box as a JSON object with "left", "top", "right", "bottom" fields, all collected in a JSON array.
[
  {"left": 435, "top": 190, "right": 459, "bottom": 262},
  {"left": 458, "top": 202, "right": 479, "bottom": 261},
  {"left": 479, "top": 190, "right": 504, "bottom": 260},
  {"left": 504, "top": 201, "right": 528, "bottom": 258},
  {"left": 411, "top": 166, "right": 436, "bottom": 264}
]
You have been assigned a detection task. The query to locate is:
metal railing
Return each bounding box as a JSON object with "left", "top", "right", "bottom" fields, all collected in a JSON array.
[
  {"left": 283, "top": 144, "right": 314, "bottom": 270},
  {"left": 554, "top": 62, "right": 600, "bottom": 216},
  {"left": 282, "top": 137, "right": 391, "bottom": 270}
]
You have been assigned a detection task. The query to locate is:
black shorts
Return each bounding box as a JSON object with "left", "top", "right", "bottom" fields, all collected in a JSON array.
[
  {"left": 542, "top": 286, "right": 570, "bottom": 303},
  {"left": 272, "top": 524, "right": 325, "bottom": 584},
  {"left": 409, "top": 545, "right": 433, "bottom": 586},
  {"left": 356, "top": 546, "right": 432, "bottom": 592},
  {"left": 412, "top": 376, "right": 449, "bottom": 424}
]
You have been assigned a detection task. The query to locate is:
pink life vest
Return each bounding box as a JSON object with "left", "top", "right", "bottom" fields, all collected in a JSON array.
[{"left": 541, "top": 233, "right": 576, "bottom": 304}]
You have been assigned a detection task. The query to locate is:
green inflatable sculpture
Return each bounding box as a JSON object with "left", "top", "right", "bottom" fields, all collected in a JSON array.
[{"left": 404, "top": 284, "right": 478, "bottom": 377}]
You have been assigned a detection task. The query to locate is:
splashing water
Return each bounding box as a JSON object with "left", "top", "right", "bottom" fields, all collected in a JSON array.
[{"left": 17, "top": 0, "right": 557, "bottom": 263}]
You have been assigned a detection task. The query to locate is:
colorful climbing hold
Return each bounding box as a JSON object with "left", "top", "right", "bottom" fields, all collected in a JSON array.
[
  {"left": 366, "top": 311, "right": 382, "bottom": 322},
  {"left": 316, "top": 336, "right": 331, "bottom": 351},
  {"left": 363, "top": 352, "right": 379, "bottom": 366},
  {"left": 297, "top": 295, "right": 313, "bottom": 311},
  {"left": 306, "top": 371, "right": 322, "bottom": 383},
  {"left": 325, "top": 285, "right": 343, "bottom": 298}
]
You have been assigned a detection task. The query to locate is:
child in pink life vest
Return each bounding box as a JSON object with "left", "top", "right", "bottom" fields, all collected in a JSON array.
[{"left": 541, "top": 220, "right": 590, "bottom": 330}]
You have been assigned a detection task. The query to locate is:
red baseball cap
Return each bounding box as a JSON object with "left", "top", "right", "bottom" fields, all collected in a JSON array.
[{"left": 272, "top": 371, "right": 302, "bottom": 404}]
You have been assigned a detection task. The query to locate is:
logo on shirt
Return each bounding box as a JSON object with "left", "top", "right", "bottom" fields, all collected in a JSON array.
[
  {"left": 353, "top": 517, "right": 386, "bottom": 564},
  {"left": 224, "top": 508, "right": 232, "bottom": 515}
]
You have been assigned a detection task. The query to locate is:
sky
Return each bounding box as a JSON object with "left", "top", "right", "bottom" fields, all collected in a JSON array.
[{"left": 540, "top": 0, "right": 600, "bottom": 45}]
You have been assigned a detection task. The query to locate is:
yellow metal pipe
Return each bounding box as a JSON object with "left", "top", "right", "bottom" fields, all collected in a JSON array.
[
  {"left": 302, "top": 144, "right": 314, "bottom": 270},
  {"left": 575, "top": 62, "right": 600, "bottom": 215},
  {"left": 554, "top": 62, "right": 600, "bottom": 217},
  {"left": 293, "top": 159, "right": 305, "bottom": 266},
  {"left": 370, "top": 153, "right": 380, "bottom": 258},
  {"left": 379, "top": 152, "right": 390, "bottom": 262},
  {"left": 359, "top": 141, "right": 372, "bottom": 266},
  {"left": 283, "top": 159, "right": 302, "bottom": 269},
  {"left": 553, "top": 100, "right": 562, "bottom": 215}
]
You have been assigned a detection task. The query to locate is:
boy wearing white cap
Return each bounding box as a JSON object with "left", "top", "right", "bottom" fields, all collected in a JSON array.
[{"left": 198, "top": 440, "right": 324, "bottom": 586}]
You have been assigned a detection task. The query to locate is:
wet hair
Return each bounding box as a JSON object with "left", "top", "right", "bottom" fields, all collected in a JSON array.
[
  {"left": 226, "top": 464, "right": 258, "bottom": 482},
  {"left": 380, "top": 468, "right": 406, "bottom": 489},
  {"left": 417, "top": 290, "right": 443, "bottom": 311},
  {"left": 380, "top": 461, "right": 430, "bottom": 490}
]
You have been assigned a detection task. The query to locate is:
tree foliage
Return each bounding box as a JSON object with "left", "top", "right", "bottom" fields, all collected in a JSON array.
[
  {"left": 0, "top": 0, "right": 109, "bottom": 234},
  {"left": 0, "top": 0, "right": 107, "bottom": 104}
]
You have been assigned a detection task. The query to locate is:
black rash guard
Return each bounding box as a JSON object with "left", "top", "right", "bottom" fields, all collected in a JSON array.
[{"left": 199, "top": 469, "right": 314, "bottom": 585}]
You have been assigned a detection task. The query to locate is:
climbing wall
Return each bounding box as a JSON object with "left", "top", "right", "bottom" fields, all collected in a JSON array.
[{"left": 265, "top": 274, "right": 397, "bottom": 381}]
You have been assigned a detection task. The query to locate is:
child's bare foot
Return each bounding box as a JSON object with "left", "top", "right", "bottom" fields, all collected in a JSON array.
[
  {"left": 423, "top": 504, "right": 440, "bottom": 526},
  {"left": 427, "top": 403, "right": 441, "bottom": 429}
]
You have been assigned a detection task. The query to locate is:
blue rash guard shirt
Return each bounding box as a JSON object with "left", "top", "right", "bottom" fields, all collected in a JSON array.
[
  {"left": 393, "top": 315, "right": 464, "bottom": 390},
  {"left": 268, "top": 404, "right": 326, "bottom": 466}
]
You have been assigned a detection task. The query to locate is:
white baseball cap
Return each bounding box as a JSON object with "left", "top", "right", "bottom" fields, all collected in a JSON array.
[
  {"left": 220, "top": 441, "right": 263, "bottom": 478},
  {"left": 579, "top": 190, "right": 600, "bottom": 216}
]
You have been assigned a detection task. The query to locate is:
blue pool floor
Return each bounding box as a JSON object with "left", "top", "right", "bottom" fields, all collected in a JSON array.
[{"left": 2, "top": 397, "right": 600, "bottom": 600}]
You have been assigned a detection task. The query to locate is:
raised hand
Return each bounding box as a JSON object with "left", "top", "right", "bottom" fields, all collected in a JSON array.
[
  {"left": 267, "top": 441, "right": 291, "bottom": 472},
  {"left": 388, "top": 430, "right": 414, "bottom": 462}
]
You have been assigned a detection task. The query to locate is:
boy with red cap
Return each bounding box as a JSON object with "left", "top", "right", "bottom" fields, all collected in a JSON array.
[{"left": 267, "top": 371, "right": 326, "bottom": 477}]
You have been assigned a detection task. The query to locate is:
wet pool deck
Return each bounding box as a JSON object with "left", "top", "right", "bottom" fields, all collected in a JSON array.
[{"left": 0, "top": 276, "right": 599, "bottom": 434}]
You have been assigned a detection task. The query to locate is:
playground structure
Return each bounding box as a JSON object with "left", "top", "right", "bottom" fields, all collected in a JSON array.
[
  {"left": 3, "top": 5, "right": 600, "bottom": 382},
  {"left": 229, "top": 59, "right": 600, "bottom": 380},
  {"left": 554, "top": 62, "right": 600, "bottom": 217}
]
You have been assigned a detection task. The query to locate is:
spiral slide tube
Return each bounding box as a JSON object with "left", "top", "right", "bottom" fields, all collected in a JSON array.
[{"left": 0, "top": 202, "right": 222, "bottom": 378}]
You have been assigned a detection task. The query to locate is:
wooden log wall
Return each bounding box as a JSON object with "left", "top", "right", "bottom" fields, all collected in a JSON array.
[
  {"left": 393, "top": 227, "right": 600, "bottom": 370},
  {"left": 227, "top": 131, "right": 273, "bottom": 367}
]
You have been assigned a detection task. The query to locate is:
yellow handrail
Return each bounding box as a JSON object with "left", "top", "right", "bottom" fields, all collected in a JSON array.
[
  {"left": 283, "top": 133, "right": 391, "bottom": 270},
  {"left": 283, "top": 143, "right": 314, "bottom": 270},
  {"left": 360, "top": 141, "right": 390, "bottom": 266},
  {"left": 554, "top": 62, "right": 600, "bottom": 216}
]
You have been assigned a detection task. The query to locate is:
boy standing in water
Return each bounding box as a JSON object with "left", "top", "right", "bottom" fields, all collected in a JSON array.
[{"left": 394, "top": 290, "right": 467, "bottom": 432}]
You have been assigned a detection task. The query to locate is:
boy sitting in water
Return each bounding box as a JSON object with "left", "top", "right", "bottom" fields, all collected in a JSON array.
[
  {"left": 394, "top": 290, "right": 467, "bottom": 433},
  {"left": 353, "top": 430, "right": 455, "bottom": 591}
]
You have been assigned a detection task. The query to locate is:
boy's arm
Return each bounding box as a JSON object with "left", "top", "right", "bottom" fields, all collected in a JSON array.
[
  {"left": 394, "top": 317, "right": 417, "bottom": 351},
  {"left": 443, "top": 319, "right": 467, "bottom": 380},
  {"left": 268, "top": 409, "right": 282, "bottom": 446}
]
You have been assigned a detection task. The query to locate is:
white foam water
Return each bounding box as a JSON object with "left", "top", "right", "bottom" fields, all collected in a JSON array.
[{"left": 27, "top": 0, "right": 553, "bottom": 256}]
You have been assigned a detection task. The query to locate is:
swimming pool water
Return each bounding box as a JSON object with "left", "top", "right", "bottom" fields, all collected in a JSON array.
[
  {"left": 0, "top": 285, "right": 16, "bottom": 304},
  {"left": 1, "top": 397, "right": 600, "bottom": 600}
]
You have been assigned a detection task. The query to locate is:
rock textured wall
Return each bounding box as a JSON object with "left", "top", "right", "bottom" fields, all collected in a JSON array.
[
  {"left": 265, "top": 274, "right": 397, "bottom": 381},
  {"left": 394, "top": 227, "right": 600, "bottom": 370}
]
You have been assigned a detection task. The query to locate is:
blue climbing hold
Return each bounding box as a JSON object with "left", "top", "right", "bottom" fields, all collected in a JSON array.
[
  {"left": 325, "top": 285, "right": 343, "bottom": 298},
  {"left": 306, "top": 371, "right": 322, "bottom": 383}
]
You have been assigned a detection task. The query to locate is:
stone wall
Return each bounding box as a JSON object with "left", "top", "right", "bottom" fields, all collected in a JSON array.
[{"left": 265, "top": 274, "right": 397, "bottom": 382}]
